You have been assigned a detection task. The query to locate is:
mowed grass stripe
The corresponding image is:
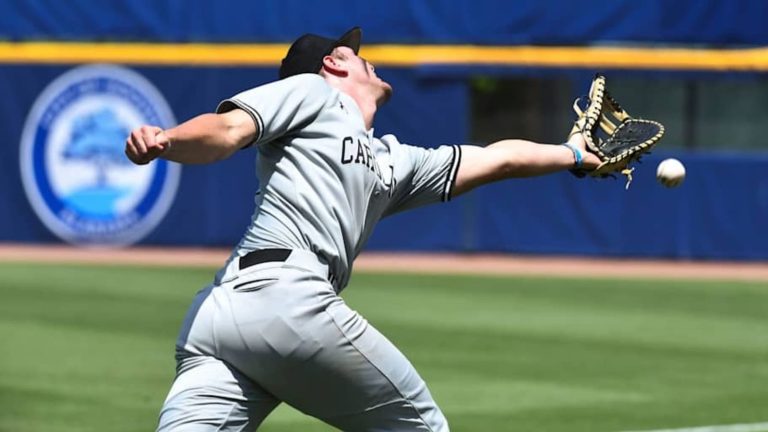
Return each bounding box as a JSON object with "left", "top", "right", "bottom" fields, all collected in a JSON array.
[
  {"left": 346, "top": 274, "right": 768, "bottom": 355},
  {"left": 622, "top": 421, "right": 768, "bottom": 432},
  {"left": 1, "top": 262, "right": 766, "bottom": 432}
]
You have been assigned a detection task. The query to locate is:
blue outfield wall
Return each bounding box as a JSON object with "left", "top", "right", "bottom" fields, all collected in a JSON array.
[
  {"left": 375, "top": 152, "right": 768, "bottom": 261},
  {"left": 3, "top": 0, "right": 768, "bottom": 46},
  {"left": 3, "top": 64, "right": 768, "bottom": 259},
  {"left": 2, "top": 0, "right": 767, "bottom": 260}
]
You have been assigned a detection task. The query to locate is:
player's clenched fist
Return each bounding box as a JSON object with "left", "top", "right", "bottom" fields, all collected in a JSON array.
[{"left": 125, "top": 125, "right": 171, "bottom": 165}]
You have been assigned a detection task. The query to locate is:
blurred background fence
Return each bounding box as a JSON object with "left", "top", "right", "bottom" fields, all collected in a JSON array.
[{"left": 1, "top": 0, "right": 767, "bottom": 259}]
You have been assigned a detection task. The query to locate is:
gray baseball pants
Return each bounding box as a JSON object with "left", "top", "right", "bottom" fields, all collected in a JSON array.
[{"left": 156, "top": 249, "right": 448, "bottom": 431}]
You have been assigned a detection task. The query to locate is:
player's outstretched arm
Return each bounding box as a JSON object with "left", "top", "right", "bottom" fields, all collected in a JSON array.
[
  {"left": 452, "top": 133, "right": 601, "bottom": 196},
  {"left": 125, "top": 109, "right": 257, "bottom": 165}
]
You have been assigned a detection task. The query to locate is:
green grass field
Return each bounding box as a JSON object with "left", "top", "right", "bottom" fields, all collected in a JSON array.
[{"left": 1, "top": 262, "right": 767, "bottom": 432}]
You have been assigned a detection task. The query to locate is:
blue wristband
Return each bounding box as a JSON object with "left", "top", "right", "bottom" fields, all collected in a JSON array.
[{"left": 562, "top": 141, "right": 583, "bottom": 169}]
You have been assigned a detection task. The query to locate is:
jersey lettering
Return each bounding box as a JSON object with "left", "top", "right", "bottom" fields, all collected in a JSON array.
[
  {"left": 340, "top": 135, "right": 385, "bottom": 183},
  {"left": 341, "top": 136, "right": 354, "bottom": 164},
  {"left": 363, "top": 142, "right": 374, "bottom": 169},
  {"left": 355, "top": 141, "right": 366, "bottom": 165},
  {"left": 385, "top": 165, "right": 397, "bottom": 197}
]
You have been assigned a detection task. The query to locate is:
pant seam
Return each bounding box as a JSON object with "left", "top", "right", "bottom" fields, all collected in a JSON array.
[
  {"left": 214, "top": 402, "right": 238, "bottom": 432},
  {"left": 324, "top": 308, "right": 435, "bottom": 432}
]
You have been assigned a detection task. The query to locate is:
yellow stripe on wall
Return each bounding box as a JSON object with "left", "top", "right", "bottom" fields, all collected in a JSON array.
[
  {"left": 364, "top": 45, "right": 768, "bottom": 72},
  {"left": 1, "top": 41, "right": 768, "bottom": 71},
  {"left": 0, "top": 42, "right": 289, "bottom": 65}
]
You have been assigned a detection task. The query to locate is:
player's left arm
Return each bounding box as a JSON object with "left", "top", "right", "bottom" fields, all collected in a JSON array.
[
  {"left": 162, "top": 109, "right": 256, "bottom": 164},
  {"left": 125, "top": 109, "right": 255, "bottom": 165},
  {"left": 452, "top": 133, "right": 601, "bottom": 196}
]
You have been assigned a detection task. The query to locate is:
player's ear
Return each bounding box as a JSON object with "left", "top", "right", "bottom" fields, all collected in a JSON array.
[{"left": 321, "top": 55, "right": 347, "bottom": 77}]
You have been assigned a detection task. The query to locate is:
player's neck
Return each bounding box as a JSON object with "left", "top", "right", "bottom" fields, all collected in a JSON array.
[
  {"left": 330, "top": 81, "right": 378, "bottom": 129},
  {"left": 352, "top": 94, "right": 377, "bottom": 130},
  {"left": 345, "top": 90, "right": 377, "bottom": 129}
]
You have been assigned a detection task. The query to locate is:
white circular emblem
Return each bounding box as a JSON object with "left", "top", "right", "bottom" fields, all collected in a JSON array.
[{"left": 20, "top": 65, "right": 180, "bottom": 246}]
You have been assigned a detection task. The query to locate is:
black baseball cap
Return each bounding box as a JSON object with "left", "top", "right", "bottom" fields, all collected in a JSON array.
[{"left": 279, "top": 27, "right": 362, "bottom": 79}]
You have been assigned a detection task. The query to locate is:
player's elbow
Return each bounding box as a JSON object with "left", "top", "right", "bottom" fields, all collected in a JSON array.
[
  {"left": 499, "top": 154, "right": 534, "bottom": 178},
  {"left": 207, "top": 123, "right": 252, "bottom": 162},
  {"left": 212, "top": 134, "right": 244, "bottom": 162},
  {"left": 491, "top": 145, "right": 534, "bottom": 179}
]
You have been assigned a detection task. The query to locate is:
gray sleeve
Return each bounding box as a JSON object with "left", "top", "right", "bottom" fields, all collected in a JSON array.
[
  {"left": 384, "top": 142, "right": 462, "bottom": 216},
  {"left": 216, "top": 74, "right": 332, "bottom": 147}
]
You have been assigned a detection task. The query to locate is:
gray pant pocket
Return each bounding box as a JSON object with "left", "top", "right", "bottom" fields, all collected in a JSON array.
[{"left": 232, "top": 278, "right": 279, "bottom": 293}]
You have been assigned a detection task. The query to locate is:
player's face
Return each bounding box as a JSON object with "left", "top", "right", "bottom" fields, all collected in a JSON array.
[{"left": 337, "top": 47, "right": 393, "bottom": 104}]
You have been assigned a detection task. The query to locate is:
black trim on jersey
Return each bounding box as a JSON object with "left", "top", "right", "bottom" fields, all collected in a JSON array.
[
  {"left": 220, "top": 99, "right": 264, "bottom": 147},
  {"left": 442, "top": 145, "right": 462, "bottom": 202}
]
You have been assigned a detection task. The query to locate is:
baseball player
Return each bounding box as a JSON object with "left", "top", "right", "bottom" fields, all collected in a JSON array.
[{"left": 125, "top": 27, "right": 600, "bottom": 432}]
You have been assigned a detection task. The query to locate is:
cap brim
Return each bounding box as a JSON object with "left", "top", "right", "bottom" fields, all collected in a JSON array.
[{"left": 334, "top": 27, "right": 362, "bottom": 54}]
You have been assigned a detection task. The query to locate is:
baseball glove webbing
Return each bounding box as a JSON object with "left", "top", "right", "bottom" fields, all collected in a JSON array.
[{"left": 569, "top": 74, "right": 665, "bottom": 189}]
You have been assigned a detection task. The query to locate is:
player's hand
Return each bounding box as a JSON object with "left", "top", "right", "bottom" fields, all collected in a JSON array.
[
  {"left": 125, "top": 125, "right": 171, "bottom": 165},
  {"left": 567, "top": 132, "right": 601, "bottom": 170}
]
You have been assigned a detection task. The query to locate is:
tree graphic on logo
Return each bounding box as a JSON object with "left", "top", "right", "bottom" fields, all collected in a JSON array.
[
  {"left": 61, "top": 108, "right": 133, "bottom": 217},
  {"left": 63, "top": 108, "right": 130, "bottom": 186}
]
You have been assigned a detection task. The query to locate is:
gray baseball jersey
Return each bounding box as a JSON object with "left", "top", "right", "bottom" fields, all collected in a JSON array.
[
  {"left": 158, "top": 74, "right": 459, "bottom": 432},
  {"left": 216, "top": 73, "right": 461, "bottom": 290}
]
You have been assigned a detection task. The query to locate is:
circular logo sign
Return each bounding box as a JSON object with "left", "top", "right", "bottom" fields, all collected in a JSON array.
[{"left": 20, "top": 65, "right": 180, "bottom": 246}]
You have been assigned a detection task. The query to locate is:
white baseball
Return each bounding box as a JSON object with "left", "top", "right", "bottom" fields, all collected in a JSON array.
[{"left": 656, "top": 158, "right": 686, "bottom": 188}]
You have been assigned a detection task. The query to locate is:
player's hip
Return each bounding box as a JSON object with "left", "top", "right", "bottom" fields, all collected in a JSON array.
[{"left": 176, "top": 259, "right": 339, "bottom": 356}]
